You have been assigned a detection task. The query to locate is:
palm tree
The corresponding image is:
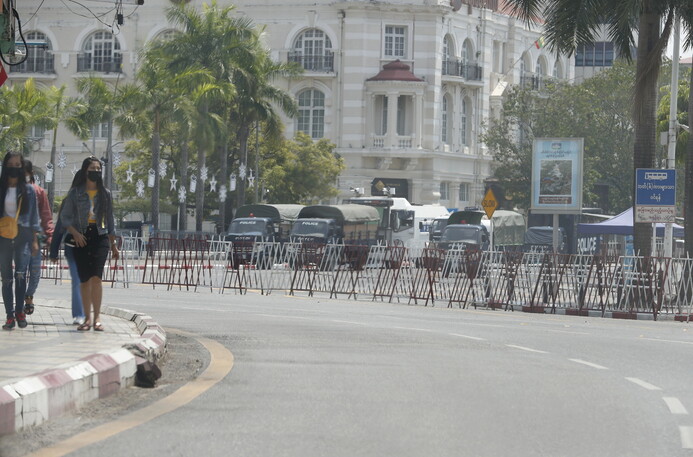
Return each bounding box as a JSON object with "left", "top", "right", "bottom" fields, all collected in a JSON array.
[
  {"left": 0, "top": 79, "right": 51, "bottom": 156},
  {"left": 158, "top": 0, "right": 258, "bottom": 231},
  {"left": 505, "top": 0, "right": 690, "bottom": 256}
]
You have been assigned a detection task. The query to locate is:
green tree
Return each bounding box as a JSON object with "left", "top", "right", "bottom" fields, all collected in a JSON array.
[
  {"left": 261, "top": 132, "right": 344, "bottom": 204},
  {"left": 505, "top": 0, "right": 688, "bottom": 256},
  {"left": 0, "top": 79, "right": 51, "bottom": 155}
]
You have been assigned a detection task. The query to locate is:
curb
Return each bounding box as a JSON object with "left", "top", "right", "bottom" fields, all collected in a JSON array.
[
  {"left": 0, "top": 307, "right": 166, "bottom": 436},
  {"left": 486, "top": 302, "right": 681, "bottom": 321}
]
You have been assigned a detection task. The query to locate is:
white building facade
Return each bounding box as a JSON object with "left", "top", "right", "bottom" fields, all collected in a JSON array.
[{"left": 12, "top": 0, "right": 572, "bottom": 210}]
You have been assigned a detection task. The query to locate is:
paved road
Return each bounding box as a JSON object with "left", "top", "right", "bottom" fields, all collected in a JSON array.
[{"left": 54, "top": 283, "right": 693, "bottom": 456}]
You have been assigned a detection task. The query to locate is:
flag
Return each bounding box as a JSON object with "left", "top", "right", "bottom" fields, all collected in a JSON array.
[
  {"left": 534, "top": 37, "right": 545, "bottom": 49},
  {"left": 0, "top": 63, "right": 7, "bottom": 87}
]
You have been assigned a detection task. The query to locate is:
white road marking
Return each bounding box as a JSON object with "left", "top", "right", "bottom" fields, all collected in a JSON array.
[
  {"left": 449, "top": 333, "right": 485, "bottom": 341},
  {"left": 680, "top": 426, "right": 693, "bottom": 449},
  {"left": 625, "top": 377, "right": 661, "bottom": 391},
  {"left": 663, "top": 397, "right": 689, "bottom": 415},
  {"left": 391, "top": 326, "right": 433, "bottom": 332},
  {"left": 506, "top": 344, "right": 548, "bottom": 354},
  {"left": 640, "top": 337, "right": 693, "bottom": 346},
  {"left": 569, "top": 358, "right": 608, "bottom": 370},
  {"left": 331, "top": 319, "right": 369, "bottom": 326}
]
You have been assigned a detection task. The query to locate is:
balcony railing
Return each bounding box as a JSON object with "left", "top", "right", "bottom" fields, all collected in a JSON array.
[
  {"left": 442, "top": 60, "right": 483, "bottom": 81},
  {"left": 520, "top": 73, "right": 544, "bottom": 91},
  {"left": 371, "top": 135, "right": 413, "bottom": 149},
  {"left": 9, "top": 54, "right": 55, "bottom": 74},
  {"left": 77, "top": 53, "right": 123, "bottom": 73},
  {"left": 287, "top": 51, "right": 334, "bottom": 72}
]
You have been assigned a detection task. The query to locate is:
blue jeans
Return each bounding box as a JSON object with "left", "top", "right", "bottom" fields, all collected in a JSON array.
[
  {"left": 64, "top": 245, "right": 84, "bottom": 319},
  {"left": 25, "top": 247, "right": 41, "bottom": 297},
  {"left": 0, "top": 230, "right": 32, "bottom": 317}
]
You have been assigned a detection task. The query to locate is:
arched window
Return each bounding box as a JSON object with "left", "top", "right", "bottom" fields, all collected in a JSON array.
[
  {"left": 441, "top": 94, "right": 450, "bottom": 144},
  {"left": 462, "top": 39, "right": 474, "bottom": 64},
  {"left": 79, "top": 31, "right": 122, "bottom": 73},
  {"left": 297, "top": 89, "right": 325, "bottom": 139},
  {"left": 535, "top": 57, "right": 547, "bottom": 76},
  {"left": 290, "top": 29, "right": 334, "bottom": 72},
  {"left": 552, "top": 60, "right": 563, "bottom": 78},
  {"left": 442, "top": 35, "right": 454, "bottom": 75},
  {"left": 154, "top": 29, "right": 179, "bottom": 43},
  {"left": 14, "top": 31, "right": 53, "bottom": 73}
]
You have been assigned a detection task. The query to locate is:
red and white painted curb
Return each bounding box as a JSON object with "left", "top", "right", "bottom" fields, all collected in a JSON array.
[{"left": 0, "top": 307, "right": 165, "bottom": 435}]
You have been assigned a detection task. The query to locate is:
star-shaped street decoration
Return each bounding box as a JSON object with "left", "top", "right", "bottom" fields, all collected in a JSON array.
[
  {"left": 209, "top": 175, "right": 217, "bottom": 193},
  {"left": 126, "top": 166, "right": 134, "bottom": 183},
  {"left": 170, "top": 172, "right": 178, "bottom": 191},
  {"left": 57, "top": 150, "right": 67, "bottom": 169},
  {"left": 178, "top": 185, "right": 187, "bottom": 203},
  {"left": 136, "top": 179, "right": 145, "bottom": 197}
]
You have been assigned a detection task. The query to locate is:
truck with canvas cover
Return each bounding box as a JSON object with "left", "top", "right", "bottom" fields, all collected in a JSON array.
[
  {"left": 429, "top": 209, "right": 484, "bottom": 243},
  {"left": 290, "top": 204, "right": 380, "bottom": 245},
  {"left": 227, "top": 204, "right": 304, "bottom": 243}
]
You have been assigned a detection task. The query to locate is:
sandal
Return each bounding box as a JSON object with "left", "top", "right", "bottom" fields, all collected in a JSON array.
[
  {"left": 24, "top": 297, "right": 34, "bottom": 315},
  {"left": 77, "top": 322, "right": 91, "bottom": 331},
  {"left": 94, "top": 322, "right": 104, "bottom": 332}
]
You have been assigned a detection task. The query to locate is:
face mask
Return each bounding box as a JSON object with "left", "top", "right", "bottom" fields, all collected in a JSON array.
[
  {"left": 6, "top": 167, "right": 22, "bottom": 179},
  {"left": 88, "top": 170, "right": 102, "bottom": 183},
  {"left": 25, "top": 175, "right": 31, "bottom": 183}
]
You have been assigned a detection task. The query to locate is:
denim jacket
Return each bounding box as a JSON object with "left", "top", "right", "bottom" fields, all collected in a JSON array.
[
  {"left": 60, "top": 185, "right": 115, "bottom": 237},
  {"left": 2, "top": 183, "right": 41, "bottom": 233}
]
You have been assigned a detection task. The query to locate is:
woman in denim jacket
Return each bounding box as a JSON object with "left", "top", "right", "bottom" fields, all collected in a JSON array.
[
  {"left": 60, "top": 157, "right": 119, "bottom": 331},
  {"left": 1, "top": 152, "right": 40, "bottom": 330}
]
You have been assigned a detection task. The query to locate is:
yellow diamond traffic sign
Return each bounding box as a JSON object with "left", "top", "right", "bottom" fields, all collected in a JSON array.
[{"left": 481, "top": 188, "right": 499, "bottom": 219}]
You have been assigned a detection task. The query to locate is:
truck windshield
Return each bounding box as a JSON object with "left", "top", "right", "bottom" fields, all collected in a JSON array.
[
  {"left": 228, "top": 219, "right": 267, "bottom": 236},
  {"left": 291, "top": 221, "right": 329, "bottom": 237},
  {"left": 441, "top": 226, "right": 480, "bottom": 244}
]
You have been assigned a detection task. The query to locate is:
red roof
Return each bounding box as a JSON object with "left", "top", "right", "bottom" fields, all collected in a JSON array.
[{"left": 367, "top": 60, "right": 423, "bottom": 82}]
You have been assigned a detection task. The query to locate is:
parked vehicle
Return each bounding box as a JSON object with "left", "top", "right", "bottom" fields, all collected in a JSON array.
[
  {"left": 438, "top": 224, "right": 490, "bottom": 251},
  {"left": 290, "top": 204, "right": 380, "bottom": 245},
  {"left": 429, "top": 209, "right": 484, "bottom": 243},
  {"left": 480, "top": 209, "right": 526, "bottom": 250},
  {"left": 228, "top": 204, "right": 304, "bottom": 243}
]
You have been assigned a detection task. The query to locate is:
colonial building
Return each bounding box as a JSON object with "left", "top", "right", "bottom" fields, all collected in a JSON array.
[{"left": 11, "top": 0, "right": 571, "bottom": 212}]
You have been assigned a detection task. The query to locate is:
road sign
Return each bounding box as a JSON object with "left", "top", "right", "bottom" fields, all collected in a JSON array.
[
  {"left": 481, "top": 188, "right": 498, "bottom": 219},
  {"left": 635, "top": 169, "right": 676, "bottom": 223}
]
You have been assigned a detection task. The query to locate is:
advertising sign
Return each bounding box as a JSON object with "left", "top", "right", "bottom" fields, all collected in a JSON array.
[
  {"left": 531, "top": 138, "right": 584, "bottom": 214},
  {"left": 634, "top": 168, "right": 676, "bottom": 223}
]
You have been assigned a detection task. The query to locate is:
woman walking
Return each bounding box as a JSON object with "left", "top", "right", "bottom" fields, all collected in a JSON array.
[
  {"left": 1, "top": 152, "right": 40, "bottom": 330},
  {"left": 61, "top": 157, "right": 119, "bottom": 331}
]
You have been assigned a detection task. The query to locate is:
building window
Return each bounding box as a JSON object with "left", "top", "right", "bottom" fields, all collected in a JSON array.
[
  {"left": 91, "top": 122, "right": 111, "bottom": 139},
  {"left": 29, "top": 125, "right": 45, "bottom": 140},
  {"left": 440, "top": 181, "right": 450, "bottom": 201},
  {"left": 462, "top": 39, "right": 474, "bottom": 64},
  {"left": 13, "top": 31, "right": 53, "bottom": 73},
  {"left": 79, "top": 31, "right": 122, "bottom": 73},
  {"left": 552, "top": 60, "right": 562, "bottom": 78},
  {"left": 289, "top": 28, "right": 334, "bottom": 72},
  {"left": 384, "top": 25, "right": 406, "bottom": 58},
  {"left": 458, "top": 183, "right": 469, "bottom": 202},
  {"left": 374, "top": 95, "right": 388, "bottom": 136},
  {"left": 297, "top": 89, "right": 325, "bottom": 139},
  {"left": 575, "top": 42, "right": 614, "bottom": 67},
  {"left": 441, "top": 94, "right": 449, "bottom": 144},
  {"left": 460, "top": 98, "right": 468, "bottom": 146}
]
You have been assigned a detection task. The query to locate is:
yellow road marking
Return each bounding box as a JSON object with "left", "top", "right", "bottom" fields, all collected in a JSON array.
[{"left": 26, "top": 329, "right": 234, "bottom": 457}]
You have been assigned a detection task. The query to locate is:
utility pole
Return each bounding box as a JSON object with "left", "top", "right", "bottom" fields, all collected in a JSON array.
[{"left": 664, "top": 16, "right": 680, "bottom": 258}]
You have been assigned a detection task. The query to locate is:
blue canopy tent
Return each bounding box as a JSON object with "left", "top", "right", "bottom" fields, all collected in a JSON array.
[{"left": 577, "top": 208, "right": 684, "bottom": 237}]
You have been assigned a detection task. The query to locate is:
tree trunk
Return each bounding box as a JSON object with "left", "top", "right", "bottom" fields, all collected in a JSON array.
[
  {"left": 179, "top": 140, "right": 189, "bottom": 232},
  {"left": 632, "top": 6, "right": 662, "bottom": 258},
  {"left": 686, "top": 64, "right": 693, "bottom": 258},
  {"left": 219, "top": 142, "right": 228, "bottom": 233},
  {"left": 47, "top": 128, "right": 57, "bottom": 212},
  {"left": 195, "top": 146, "right": 205, "bottom": 232},
  {"left": 151, "top": 110, "right": 160, "bottom": 230},
  {"left": 236, "top": 124, "right": 250, "bottom": 208}
]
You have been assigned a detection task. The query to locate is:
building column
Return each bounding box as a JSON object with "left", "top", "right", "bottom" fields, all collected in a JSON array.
[
  {"left": 415, "top": 93, "right": 423, "bottom": 148},
  {"left": 386, "top": 91, "right": 398, "bottom": 148}
]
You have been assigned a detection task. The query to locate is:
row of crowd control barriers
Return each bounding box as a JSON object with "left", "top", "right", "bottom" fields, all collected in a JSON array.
[{"left": 39, "top": 236, "right": 693, "bottom": 321}]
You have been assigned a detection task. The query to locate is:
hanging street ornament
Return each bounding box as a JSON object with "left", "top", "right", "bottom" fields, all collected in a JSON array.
[
  {"left": 126, "top": 166, "right": 134, "bottom": 183},
  {"left": 178, "top": 185, "right": 187, "bottom": 203},
  {"left": 219, "top": 184, "right": 227, "bottom": 202},
  {"left": 57, "top": 149, "right": 67, "bottom": 169},
  {"left": 170, "top": 172, "right": 178, "bottom": 192},
  {"left": 136, "top": 179, "right": 145, "bottom": 197},
  {"left": 159, "top": 161, "right": 167, "bottom": 178},
  {"left": 34, "top": 175, "right": 42, "bottom": 187},
  {"left": 147, "top": 168, "right": 156, "bottom": 188},
  {"left": 209, "top": 175, "right": 217, "bottom": 193},
  {"left": 247, "top": 170, "right": 255, "bottom": 188},
  {"left": 229, "top": 174, "right": 237, "bottom": 192},
  {"left": 113, "top": 150, "right": 122, "bottom": 168},
  {"left": 200, "top": 166, "right": 208, "bottom": 182},
  {"left": 45, "top": 163, "right": 54, "bottom": 183},
  {"left": 239, "top": 163, "right": 247, "bottom": 180},
  {"left": 71, "top": 165, "right": 78, "bottom": 176},
  {"left": 190, "top": 174, "right": 197, "bottom": 193}
]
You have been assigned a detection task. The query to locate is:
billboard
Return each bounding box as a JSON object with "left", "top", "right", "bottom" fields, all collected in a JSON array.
[{"left": 531, "top": 138, "right": 584, "bottom": 214}]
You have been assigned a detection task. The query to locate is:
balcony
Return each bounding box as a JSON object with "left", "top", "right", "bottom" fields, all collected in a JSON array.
[
  {"left": 520, "top": 73, "right": 544, "bottom": 91},
  {"left": 442, "top": 60, "right": 483, "bottom": 81},
  {"left": 9, "top": 54, "right": 55, "bottom": 74},
  {"left": 77, "top": 53, "right": 123, "bottom": 73},
  {"left": 287, "top": 51, "right": 334, "bottom": 73},
  {"left": 371, "top": 134, "right": 413, "bottom": 149}
]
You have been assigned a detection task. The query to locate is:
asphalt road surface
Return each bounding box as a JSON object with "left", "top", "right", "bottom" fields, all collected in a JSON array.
[{"left": 14, "top": 283, "right": 693, "bottom": 456}]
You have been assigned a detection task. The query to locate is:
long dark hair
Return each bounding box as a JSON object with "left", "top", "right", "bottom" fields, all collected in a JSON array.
[
  {"left": 72, "top": 156, "right": 110, "bottom": 225},
  {"left": 0, "top": 152, "right": 28, "bottom": 216},
  {"left": 24, "top": 159, "right": 35, "bottom": 184}
]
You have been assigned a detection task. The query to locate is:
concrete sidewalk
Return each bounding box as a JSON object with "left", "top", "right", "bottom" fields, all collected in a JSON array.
[{"left": 0, "top": 296, "right": 166, "bottom": 436}]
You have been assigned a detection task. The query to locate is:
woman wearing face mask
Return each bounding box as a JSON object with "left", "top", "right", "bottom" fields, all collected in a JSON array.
[
  {"left": 1, "top": 152, "right": 40, "bottom": 330},
  {"left": 60, "top": 157, "right": 119, "bottom": 331}
]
